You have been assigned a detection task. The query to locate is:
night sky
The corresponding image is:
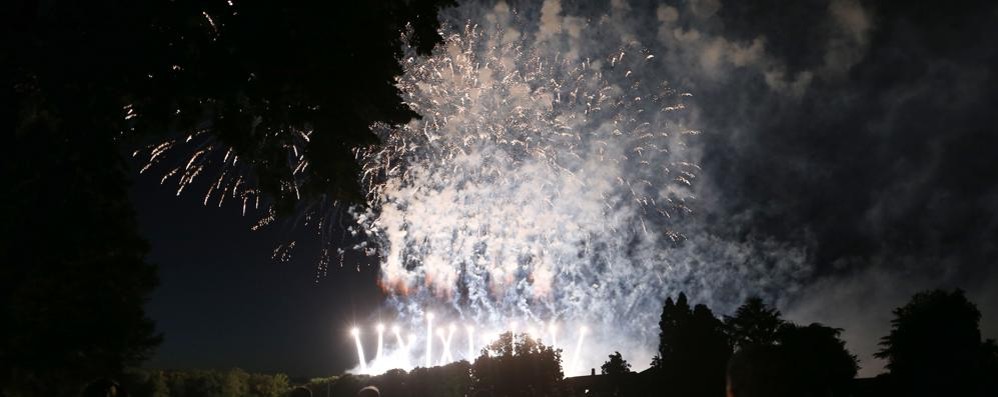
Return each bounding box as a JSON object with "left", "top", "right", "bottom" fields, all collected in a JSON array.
[
  {"left": 127, "top": 0, "right": 998, "bottom": 379},
  {"left": 131, "top": 170, "right": 385, "bottom": 377}
]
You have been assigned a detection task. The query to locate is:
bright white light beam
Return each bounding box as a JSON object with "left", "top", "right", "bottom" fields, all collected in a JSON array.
[
  {"left": 466, "top": 325, "right": 475, "bottom": 359},
  {"left": 425, "top": 313, "right": 434, "bottom": 367},
  {"left": 438, "top": 323, "right": 456, "bottom": 364},
  {"left": 351, "top": 327, "right": 367, "bottom": 374},
  {"left": 393, "top": 325, "right": 409, "bottom": 368},
  {"left": 376, "top": 323, "right": 385, "bottom": 362},
  {"left": 570, "top": 326, "right": 588, "bottom": 375}
]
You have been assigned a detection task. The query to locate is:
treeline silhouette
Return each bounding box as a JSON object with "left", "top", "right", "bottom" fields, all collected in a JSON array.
[
  {"left": 120, "top": 368, "right": 289, "bottom": 397},
  {"left": 649, "top": 293, "right": 860, "bottom": 397},
  {"left": 116, "top": 289, "right": 997, "bottom": 397}
]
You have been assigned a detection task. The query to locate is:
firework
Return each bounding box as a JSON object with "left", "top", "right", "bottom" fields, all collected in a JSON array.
[
  {"left": 352, "top": 327, "right": 368, "bottom": 374},
  {"left": 348, "top": 315, "right": 586, "bottom": 375},
  {"left": 139, "top": 1, "right": 811, "bottom": 374},
  {"left": 353, "top": 1, "right": 697, "bottom": 373}
]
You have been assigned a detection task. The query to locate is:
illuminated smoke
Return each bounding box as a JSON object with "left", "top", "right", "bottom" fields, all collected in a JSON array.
[
  {"left": 352, "top": 0, "right": 697, "bottom": 373},
  {"left": 135, "top": 0, "right": 814, "bottom": 374},
  {"left": 352, "top": 0, "right": 810, "bottom": 374}
]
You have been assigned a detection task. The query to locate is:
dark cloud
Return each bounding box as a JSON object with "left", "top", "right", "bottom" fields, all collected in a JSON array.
[
  {"left": 694, "top": 0, "right": 998, "bottom": 265},
  {"left": 435, "top": 0, "right": 998, "bottom": 374},
  {"left": 447, "top": 0, "right": 997, "bottom": 374},
  {"left": 666, "top": 0, "right": 998, "bottom": 374}
]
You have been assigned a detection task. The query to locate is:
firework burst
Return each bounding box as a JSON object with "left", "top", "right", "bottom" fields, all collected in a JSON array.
[
  {"left": 351, "top": 2, "right": 700, "bottom": 370},
  {"left": 136, "top": 1, "right": 811, "bottom": 373}
]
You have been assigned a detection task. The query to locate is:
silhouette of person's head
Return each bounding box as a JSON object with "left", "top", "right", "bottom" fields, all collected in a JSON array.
[
  {"left": 290, "top": 386, "right": 313, "bottom": 397},
  {"left": 726, "top": 345, "right": 799, "bottom": 397},
  {"left": 81, "top": 378, "right": 127, "bottom": 397},
  {"left": 357, "top": 385, "right": 380, "bottom": 397}
]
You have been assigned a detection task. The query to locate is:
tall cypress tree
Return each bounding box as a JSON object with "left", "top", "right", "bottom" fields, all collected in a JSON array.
[{"left": 654, "top": 293, "right": 731, "bottom": 397}]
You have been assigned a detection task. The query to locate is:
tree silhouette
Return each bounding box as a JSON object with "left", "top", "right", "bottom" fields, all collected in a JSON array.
[
  {"left": 722, "top": 297, "right": 858, "bottom": 396},
  {"left": 222, "top": 368, "right": 250, "bottom": 397},
  {"left": 6, "top": 2, "right": 453, "bottom": 395},
  {"left": 601, "top": 351, "right": 632, "bottom": 375},
  {"left": 653, "top": 293, "right": 731, "bottom": 397},
  {"left": 375, "top": 368, "right": 409, "bottom": 397},
  {"left": 471, "top": 332, "right": 563, "bottom": 397},
  {"left": 723, "top": 296, "right": 785, "bottom": 351},
  {"left": 404, "top": 362, "right": 472, "bottom": 397},
  {"left": 3, "top": 93, "right": 162, "bottom": 396},
  {"left": 726, "top": 344, "right": 797, "bottom": 397},
  {"left": 8, "top": 0, "right": 454, "bottom": 217},
  {"left": 876, "top": 289, "right": 998, "bottom": 396},
  {"left": 125, "top": 368, "right": 290, "bottom": 397},
  {"left": 777, "top": 323, "right": 858, "bottom": 396}
]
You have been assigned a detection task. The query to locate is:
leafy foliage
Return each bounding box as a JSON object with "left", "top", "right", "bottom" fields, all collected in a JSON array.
[
  {"left": 723, "top": 296, "right": 785, "bottom": 350},
  {"left": 7, "top": 0, "right": 454, "bottom": 218},
  {"left": 471, "top": 332, "right": 563, "bottom": 397},
  {"left": 777, "top": 323, "right": 858, "bottom": 395},
  {"left": 655, "top": 294, "right": 859, "bottom": 397},
  {"left": 876, "top": 289, "right": 998, "bottom": 396},
  {"left": 600, "top": 352, "right": 632, "bottom": 375},
  {"left": 3, "top": 72, "right": 162, "bottom": 397},
  {"left": 654, "top": 293, "right": 732, "bottom": 397},
  {"left": 122, "top": 368, "right": 289, "bottom": 397}
]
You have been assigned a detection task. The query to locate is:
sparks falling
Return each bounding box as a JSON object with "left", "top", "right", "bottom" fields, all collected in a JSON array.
[
  {"left": 352, "top": 2, "right": 698, "bottom": 372},
  {"left": 134, "top": 0, "right": 811, "bottom": 374}
]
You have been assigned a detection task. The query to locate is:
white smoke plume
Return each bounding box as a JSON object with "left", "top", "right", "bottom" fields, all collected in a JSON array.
[{"left": 350, "top": 0, "right": 812, "bottom": 373}]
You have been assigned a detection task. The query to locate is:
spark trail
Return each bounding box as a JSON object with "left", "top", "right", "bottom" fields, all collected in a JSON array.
[
  {"left": 135, "top": 0, "right": 812, "bottom": 373},
  {"left": 353, "top": 2, "right": 700, "bottom": 371}
]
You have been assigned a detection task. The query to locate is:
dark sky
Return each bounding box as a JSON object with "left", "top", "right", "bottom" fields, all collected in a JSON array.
[
  {"left": 130, "top": 0, "right": 998, "bottom": 378},
  {"left": 130, "top": 172, "right": 385, "bottom": 377}
]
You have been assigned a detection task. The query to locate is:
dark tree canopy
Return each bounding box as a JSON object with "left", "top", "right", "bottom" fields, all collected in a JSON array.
[
  {"left": 726, "top": 345, "right": 797, "bottom": 397},
  {"left": 724, "top": 297, "right": 857, "bottom": 396},
  {"left": 777, "top": 323, "right": 858, "bottom": 396},
  {"left": 723, "top": 296, "right": 785, "bottom": 351},
  {"left": 655, "top": 294, "right": 859, "bottom": 397},
  {"left": 600, "top": 351, "right": 632, "bottom": 375},
  {"left": 7, "top": 0, "right": 455, "bottom": 216},
  {"left": 876, "top": 289, "right": 998, "bottom": 396},
  {"left": 297, "top": 363, "right": 471, "bottom": 397},
  {"left": 654, "top": 293, "right": 732, "bottom": 397},
  {"left": 471, "top": 332, "right": 563, "bottom": 397},
  {"left": 4, "top": 1, "right": 454, "bottom": 395},
  {"left": 122, "top": 368, "right": 289, "bottom": 397},
  {"left": 3, "top": 88, "right": 161, "bottom": 396},
  {"left": 406, "top": 362, "right": 473, "bottom": 397}
]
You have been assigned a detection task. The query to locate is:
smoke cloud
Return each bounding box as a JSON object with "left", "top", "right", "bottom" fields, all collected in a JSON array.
[{"left": 348, "top": 0, "right": 997, "bottom": 376}]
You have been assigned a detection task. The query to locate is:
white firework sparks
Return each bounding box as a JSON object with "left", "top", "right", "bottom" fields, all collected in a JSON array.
[
  {"left": 136, "top": 0, "right": 812, "bottom": 374},
  {"left": 353, "top": 2, "right": 699, "bottom": 372}
]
